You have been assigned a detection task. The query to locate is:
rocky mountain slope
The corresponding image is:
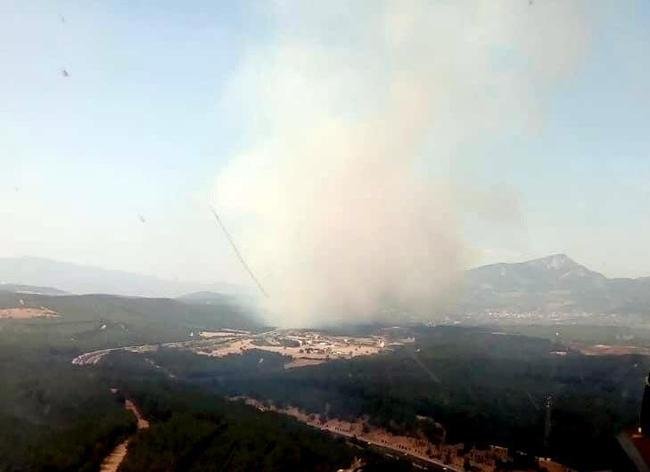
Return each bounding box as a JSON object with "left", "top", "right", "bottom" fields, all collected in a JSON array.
[{"left": 460, "top": 254, "right": 650, "bottom": 315}]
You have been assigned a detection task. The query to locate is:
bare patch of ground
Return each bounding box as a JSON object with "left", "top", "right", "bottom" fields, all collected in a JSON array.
[
  {"left": 284, "top": 358, "right": 326, "bottom": 369},
  {"left": 572, "top": 343, "right": 650, "bottom": 356},
  {"left": 199, "top": 329, "right": 249, "bottom": 338},
  {"left": 0, "top": 307, "right": 59, "bottom": 319}
]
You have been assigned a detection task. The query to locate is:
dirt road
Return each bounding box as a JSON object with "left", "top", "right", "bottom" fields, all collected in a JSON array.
[
  {"left": 99, "top": 398, "right": 149, "bottom": 472},
  {"left": 235, "top": 398, "right": 460, "bottom": 471}
]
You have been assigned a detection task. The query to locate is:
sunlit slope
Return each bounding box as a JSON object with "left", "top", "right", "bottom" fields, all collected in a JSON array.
[{"left": 0, "top": 290, "right": 261, "bottom": 351}]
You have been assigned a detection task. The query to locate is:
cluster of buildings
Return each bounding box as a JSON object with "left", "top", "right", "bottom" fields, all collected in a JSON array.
[
  {"left": 193, "top": 329, "right": 392, "bottom": 367},
  {"left": 447, "top": 310, "right": 622, "bottom": 326}
]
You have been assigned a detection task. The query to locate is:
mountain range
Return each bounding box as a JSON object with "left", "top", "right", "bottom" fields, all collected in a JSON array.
[
  {"left": 461, "top": 253, "right": 650, "bottom": 315},
  {"left": 2, "top": 254, "right": 650, "bottom": 318},
  {"left": 0, "top": 257, "right": 251, "bottom": 299}
]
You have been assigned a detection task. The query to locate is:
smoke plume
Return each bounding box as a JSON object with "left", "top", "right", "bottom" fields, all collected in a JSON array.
[{"left": 214, "top": 0, "right": 592, "bottom": 327}]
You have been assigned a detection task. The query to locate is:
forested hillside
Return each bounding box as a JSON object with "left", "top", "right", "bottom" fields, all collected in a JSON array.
[
  {"left": 135, "top": 326, "right": 650, "bottom": 470},
  {"left": 0, "top": 291, "right": 263, "bottom": 472}
]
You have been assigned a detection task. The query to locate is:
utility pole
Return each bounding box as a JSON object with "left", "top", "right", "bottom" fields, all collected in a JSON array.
[{"left": 544, "top": 394, "right": 553, "bottom": 452}]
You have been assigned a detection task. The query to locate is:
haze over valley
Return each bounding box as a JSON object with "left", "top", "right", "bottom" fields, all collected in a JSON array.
[
  {"left": 6, "top": 252, "right": 650, "bottom": 326},
  {"left": 3, "top": 1, "right": 650, "bottom": 471}
]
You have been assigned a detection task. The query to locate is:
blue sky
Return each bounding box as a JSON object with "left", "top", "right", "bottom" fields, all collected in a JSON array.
[
  {"left": 1, "top": 0, "right": 265, "bottom": 284},
  {"left": 1, "top": 0, "right": 650, "bottom": 285},
  {"left": 455, "top": 0, "right": 650, "bottom": 277}
]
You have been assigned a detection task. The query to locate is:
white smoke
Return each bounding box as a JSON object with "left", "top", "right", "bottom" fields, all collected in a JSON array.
[{"left": 214, "top": 0, "right": 592, "bottom": 327}]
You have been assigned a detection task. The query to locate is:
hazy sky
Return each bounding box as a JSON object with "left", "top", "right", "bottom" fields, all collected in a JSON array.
[{"left": 1, "top": 0, "right": 650, "bottom": 289}]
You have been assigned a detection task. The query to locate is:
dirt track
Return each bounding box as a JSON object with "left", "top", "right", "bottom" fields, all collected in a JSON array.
[
  {"left": 99, "top": 440, "right": 129, "bottom": 472},
  {"left": 234, "top": 397, "right": 461, "bottom": 471},
  {"left": 99, "top": 398, "right": 149, "bottom": 472}
]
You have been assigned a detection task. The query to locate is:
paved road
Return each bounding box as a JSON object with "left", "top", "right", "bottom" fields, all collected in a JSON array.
[{"left": 71, "top": 330, "right": 266, "bottom": 366}]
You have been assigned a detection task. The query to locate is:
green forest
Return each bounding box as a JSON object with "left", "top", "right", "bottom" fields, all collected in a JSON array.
[
  {"left": 100, "top": 354, "right": 415, "bottom": 472},
  {"left": 139, "top": 326, "right": 650, "bottom": 470},
  {"left": 2, "top": 288, "right": 648, "bottom": 471},
  {"left": 0, "top": 292, "right": 415, "bottom": 471}
]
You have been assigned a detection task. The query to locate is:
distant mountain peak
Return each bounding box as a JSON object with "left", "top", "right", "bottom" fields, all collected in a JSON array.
[
  {"left": 178, "top": 291, "right": 230, "bottom": 302},
  {"left": 526, "top": 253, "right": 577, "bottom": 270},
  {"left": 459, "top": 253, "right": 638, "bottom": 317}
]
